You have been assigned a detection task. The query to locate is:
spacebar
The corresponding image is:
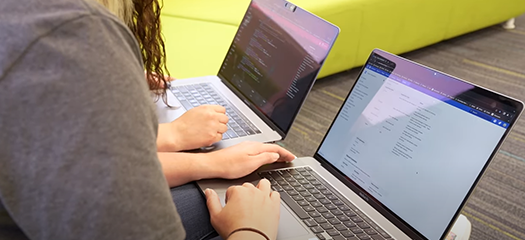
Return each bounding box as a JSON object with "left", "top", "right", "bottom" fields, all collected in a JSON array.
[
  {"left": 178, "top": 100, "right": 194, "bottom": 110},
  {"left": 280, "top": 192, "right": 309, "bottom": 219}
]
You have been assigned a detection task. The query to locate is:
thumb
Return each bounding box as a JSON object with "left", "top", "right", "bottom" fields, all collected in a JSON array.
[
  {"left": 205, "top": 188, "right": 222, "bottom": 217},
  {"left": 253, "top": 152, "right": 280, "bottom": 165}
]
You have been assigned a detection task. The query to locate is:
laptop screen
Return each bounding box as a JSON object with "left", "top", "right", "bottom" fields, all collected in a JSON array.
[
  {"left": 218, "top": 0, "right": 339, "bottom": 134},
  {"left": 316, "top": 49, "right": 523, "bottom": 239}
]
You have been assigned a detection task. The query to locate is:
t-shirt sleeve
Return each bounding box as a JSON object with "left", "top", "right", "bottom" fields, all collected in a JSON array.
[{"left": 0, "top": 14, "right": 185, "bottom": 240}]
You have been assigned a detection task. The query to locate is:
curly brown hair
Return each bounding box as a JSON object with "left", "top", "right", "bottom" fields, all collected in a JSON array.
[{"left": 128, "top": 0, "right": 170, "bottom": 102}]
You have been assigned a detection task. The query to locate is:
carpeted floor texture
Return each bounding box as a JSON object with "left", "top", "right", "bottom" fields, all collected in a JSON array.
[{"left": 280, "top": 15, "right": 525, "bottom": 240}]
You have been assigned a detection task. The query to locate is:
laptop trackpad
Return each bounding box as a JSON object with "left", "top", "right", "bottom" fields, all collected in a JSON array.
[
  {"left": 277, "top": 203, "right": 311, "bottom": 239},
  {"left": 216, "top": 191, "right": 311, "bottom": 239}
]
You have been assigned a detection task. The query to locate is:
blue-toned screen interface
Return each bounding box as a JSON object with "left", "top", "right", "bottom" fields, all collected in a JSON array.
[{"left": 318, "top": 51, "right": 517, "bottom": 240}]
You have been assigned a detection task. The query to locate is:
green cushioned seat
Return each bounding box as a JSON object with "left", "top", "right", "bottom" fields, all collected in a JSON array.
[{"left": 160, "top": 0, "right": 525, "bottom": 79}]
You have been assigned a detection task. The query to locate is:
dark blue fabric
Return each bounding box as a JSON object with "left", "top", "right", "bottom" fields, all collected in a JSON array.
[{"left": 170, "top": 182, "right": 222, "bottom": 240}]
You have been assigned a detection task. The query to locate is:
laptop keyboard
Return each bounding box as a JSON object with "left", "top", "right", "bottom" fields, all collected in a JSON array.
[
  {"left": 259, "top": 167, "right": 392, "bottom": 240},
  {"left": 171, "top": 83, "right": 261, "bottom": 140}
]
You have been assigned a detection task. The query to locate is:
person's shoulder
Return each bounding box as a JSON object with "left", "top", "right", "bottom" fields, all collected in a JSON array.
[{"left": 0, "top": 0, "right": 126, "bottom": 77}]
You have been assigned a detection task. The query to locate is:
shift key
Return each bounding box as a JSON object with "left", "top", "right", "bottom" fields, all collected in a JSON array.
[{"left": 281, "top": 192, "right": 310, "bottom": 219}]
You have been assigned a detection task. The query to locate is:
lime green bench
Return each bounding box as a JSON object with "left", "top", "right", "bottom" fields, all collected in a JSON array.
[{"left": 161, "top": 0, "right": 525, "bottom": 79}]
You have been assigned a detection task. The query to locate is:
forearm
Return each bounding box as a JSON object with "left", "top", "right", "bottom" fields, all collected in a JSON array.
[{"left": 158, "top": 152, "right": 219, "bottom": 187}]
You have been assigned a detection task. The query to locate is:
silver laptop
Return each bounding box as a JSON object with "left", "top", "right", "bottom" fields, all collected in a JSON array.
[
  {"left": 157, "top": 0, "right": 339, "bottom": 150},
  {"left": 199, "top": 49, "right": 524, "bottom": 240}
]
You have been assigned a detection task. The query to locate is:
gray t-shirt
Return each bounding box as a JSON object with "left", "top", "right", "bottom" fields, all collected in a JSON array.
[{"left": 0, "top": 0, "right": 185, "bottom": 239}]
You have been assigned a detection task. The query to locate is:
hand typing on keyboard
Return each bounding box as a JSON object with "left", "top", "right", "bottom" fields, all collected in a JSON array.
[
  {"left": 205, "top": 142, "right": 296, "bottom": 180},
  {"left": 157, "top": 105, "right": 229, "bottom": 152},
  {"left": 205, "top": 179, "right": 281, "bottom": 240}
]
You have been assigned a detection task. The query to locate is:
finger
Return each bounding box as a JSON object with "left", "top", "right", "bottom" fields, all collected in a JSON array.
[
  {"left": 251, "top": 152, "right": 281, "bottom": 167},
  {"left": 258, "top": 144, "right": 296, "bottom": 162},
  {"left": 204, "top": 189, "right": 223, "bottom": 217},
  {"left": 217, "top": 114, "right": 229, "bottom": 124},
  {"left": 217, "top": 123, "right": 228, "bottom": 134},
  {"left": 210, "top": 105, "right": 226, "bottom": 113},
  {"left": 214, "top": 133, "right": 223, "bottom": 143},
  {"left": 257, "top": 178, "right": 272, "bottom": 194},
  {"left": 270, "top": 190, "right": 281, "bottom": 204},
  {"left": 242, "top": 182, "right": 256, "bottom": 189},
  {"left": 225, "top": 185, "right": 239, "bottom": 204}
]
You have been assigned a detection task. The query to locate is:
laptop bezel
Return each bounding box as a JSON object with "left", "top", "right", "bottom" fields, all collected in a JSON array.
[
  {"left": 216, "top": 0, "right": 340, "bottom": 137},
  {"left": 311, "top": 49, "right": 524, "bottom": 240}
]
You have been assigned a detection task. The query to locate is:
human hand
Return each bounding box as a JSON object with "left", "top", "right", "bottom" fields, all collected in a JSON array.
[
  {"left": 205, "top": 179, "right": 280, "bottom": 240},
  {"left": 206, "top": 142, "right": 296, "bottom": 179},
  {"left": 167, "top": 105, "right": 228, "bottom": 151}
]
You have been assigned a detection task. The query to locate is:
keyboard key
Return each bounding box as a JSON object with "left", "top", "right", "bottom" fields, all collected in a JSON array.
[
  {"left": 304, "top": 219, "right": 317, "bottom": 227},
  {"left": 339, "top": 205, "right": 351, "bottom": 211},
  {"left": 298, "top": 179, "right": 309, "bottom": 184},
  {"left": 314, "top": 217, "right": 327, "bottom": 223},
  {"left": 357, "top": 234, "right": 371, "bottom": 240},
  {"left": 325, "top": 204, "right": 337, "bottom": 210},
  {"left": 345, "top": 211, "right": 357, "bottom": 217},
  {"left": 297, "top": 200, "right": 308, "bottom": 206},
  {"left": 314, "top": 194, "right": 325, "bottom": 199},
  {"left": 292, "top": 195, "right": 303, "bottom": 201},
  {"left": 311, "top": 201, "right": 322, "bottom": 208},
  {"left": 320, "top": 223, "right": 333, "bottom": 230},
  {"left": 308, "top": 189, "right": 320, "bottom": 194},
  {"left": 321, "top": 213, "right": 334, "bottom": 219},
  {"left": 334, "top": 224, "right": 347, "bottom": 231},
  {"left": 304, "top": 184, "right": 315, "bottom": 189},
  {"left": 285, "top": 177, "right": 295, "bottom": 182},
  {"left": 327, "top": 229, "right": 340, "bottom": 236},
  {"left": 290, "top": 182, "right": 301, "bottom": 187},
  {"left": 328, "top": 218, "right": 341, "bottom": 225},
  {"left": 358, "top": 222, "right": 370, "bottom": 229},
  {"left": 304, "top": 206, "right": 315, "bottom": 212},
  {"left": 309, "top": 211, "right": 321, "bottom": 218},
  {"left": 316, "top": 207, "right": 328, "bottom": 213},
  {"left": 331, "top": 210, "right": 344, "bottom": 216},
  {"left": 332, "top": 236, "right": 348, "bottom": 240},
  {"left": 310, "top": 226, "right": 323, "bottom": 233},
  {"left": 299, "top": 192, "right": 311, "bottom": 197},
  {"left": 343, "top": 222, "right": 357, "bottom": 228},
  {"left": 295, "top": 187, "right": 306, "bottom": 192},
  {"left": 351, "top": 216, "right": 363, "bottom": 223},
  {"left": 341, "top": 230, "right": 355, "bottom": 238},
  {"left": 287, "top": 190, "right": 299, "bottom": 196},
  {"left": 365, "top": 229, "right": 378, "bottom": 235},
  {"left": 337, "top": 215, "right": 350, "bottom": 222},
  {"left": 327, "top": 195, "right": 338, "bottom": 200},
  {"left": 315, "top": 234, "right": 326, "bottom": 240},
  {"left": 350, "top": 228, "right": 364, "bottom": 234},
  {"left": 305, "top": 196, "right": 317, "bottom": 202},
  {"left": 333, "top": 200, "right": 344, "bottom": 205},
  {"left": 305, "top": 176, "right": 316, "bottom": 181}
]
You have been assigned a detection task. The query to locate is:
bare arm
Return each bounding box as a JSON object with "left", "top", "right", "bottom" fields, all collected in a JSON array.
[{"left": 158, "top": 142, "right": 296, "bottom": 187}]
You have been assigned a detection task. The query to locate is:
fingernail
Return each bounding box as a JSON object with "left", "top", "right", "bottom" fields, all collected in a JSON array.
[
  {"left": 204, "top": 188, "right": 211, "bottom": 195},
  {"left": 271, "top": 153, "right": 280, "bottom": 160}
]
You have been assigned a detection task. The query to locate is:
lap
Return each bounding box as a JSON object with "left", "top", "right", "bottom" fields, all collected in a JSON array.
[{"left": 170, "top": 182, "right": 222, "bottom": 240}]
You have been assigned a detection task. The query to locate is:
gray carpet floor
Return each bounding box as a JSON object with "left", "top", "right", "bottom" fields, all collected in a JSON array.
[{"left": 280, "top": 15, "right": 525, "bottom": 240}]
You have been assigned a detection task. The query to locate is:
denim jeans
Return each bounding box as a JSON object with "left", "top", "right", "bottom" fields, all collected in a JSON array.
[{"left": 170, "top": 182, "right": 223, "bottom": 240}]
